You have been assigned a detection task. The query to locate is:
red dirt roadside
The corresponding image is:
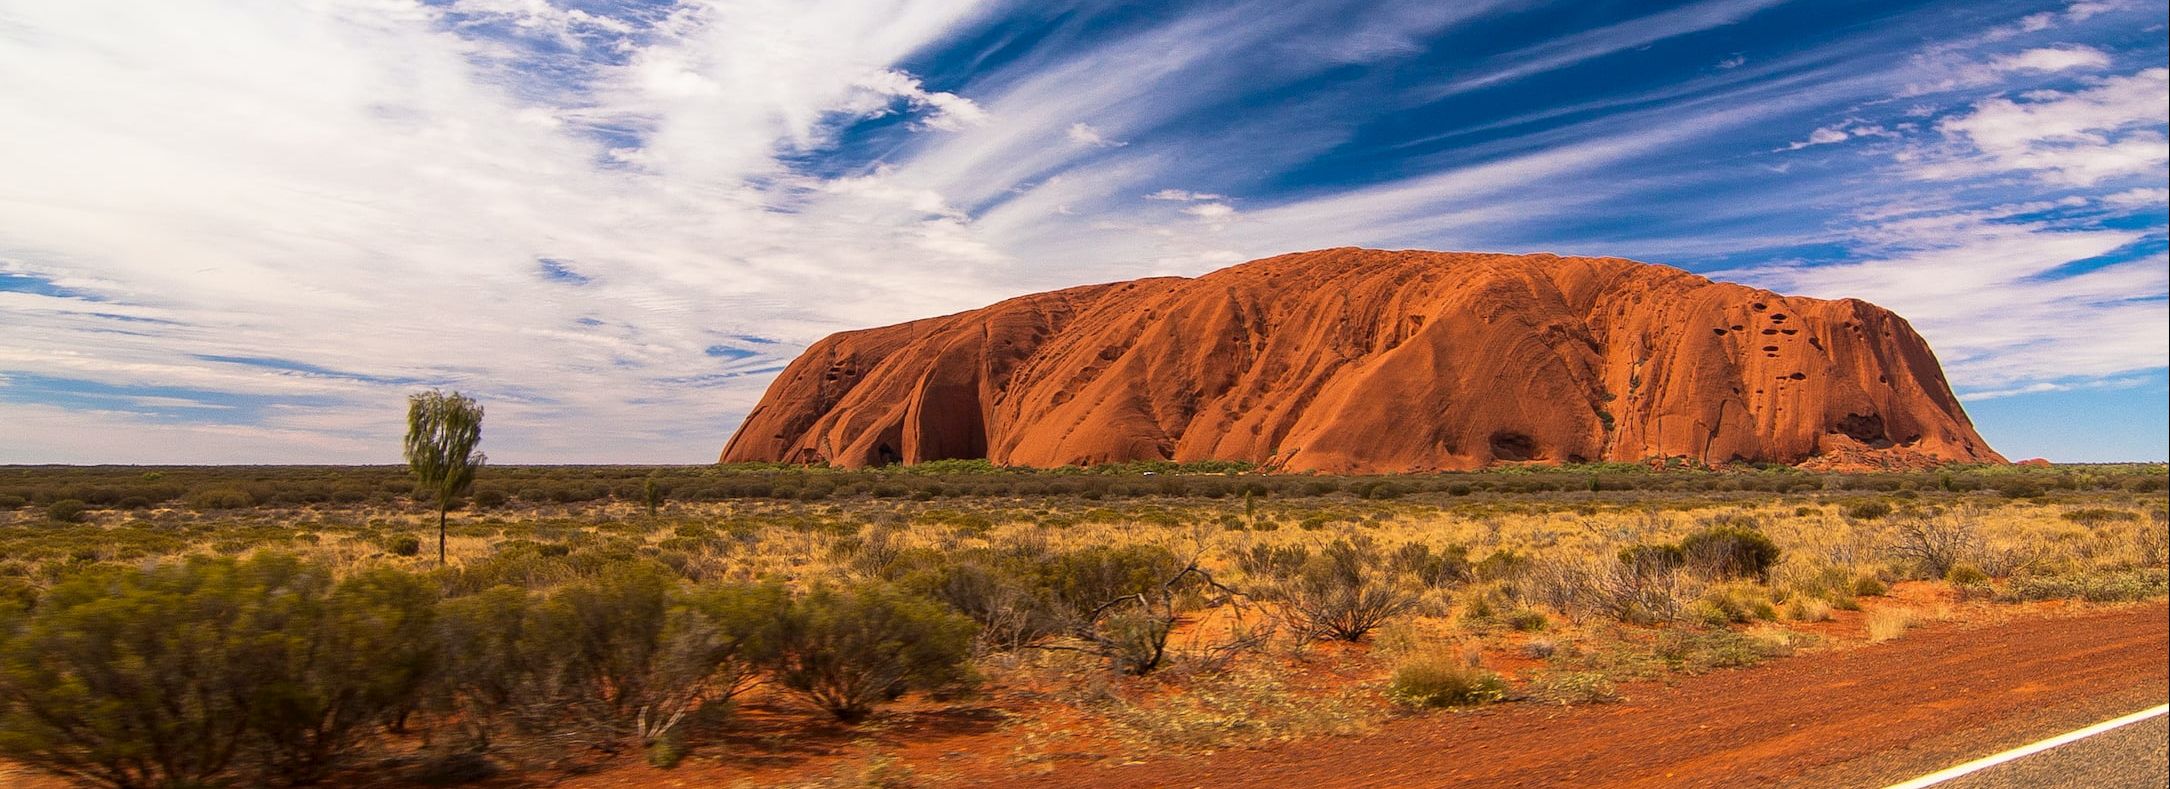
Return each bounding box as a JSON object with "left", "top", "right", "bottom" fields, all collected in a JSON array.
[{"left": 995, "top": 602, "right": 2170, "bottom": 788}]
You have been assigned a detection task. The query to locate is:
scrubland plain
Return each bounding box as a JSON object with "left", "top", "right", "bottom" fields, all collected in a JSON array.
[{"left": 0, "top": 462, "right": 2163, "bottom": 788}]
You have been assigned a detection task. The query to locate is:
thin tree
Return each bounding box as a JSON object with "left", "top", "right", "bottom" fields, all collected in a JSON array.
[{"left": 404, "top": 389, "right": 485, "bottom": 564}]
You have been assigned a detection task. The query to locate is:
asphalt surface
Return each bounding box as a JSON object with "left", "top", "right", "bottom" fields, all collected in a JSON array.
[
  {"left": 1935, "top": 713, "right": 2168, "bottom": 789},
  {"left": 1781, "top": 672, "right": 2170, "bottom": 789}
]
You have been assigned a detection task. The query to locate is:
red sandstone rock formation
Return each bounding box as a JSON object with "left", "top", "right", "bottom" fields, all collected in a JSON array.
[{"left": 722, "top": 249, "right": 2004, "bottom": 472}]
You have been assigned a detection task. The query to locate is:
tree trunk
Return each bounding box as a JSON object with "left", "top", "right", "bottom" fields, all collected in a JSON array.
[{"left": 438, "top": 504, "right": 448, "bottom": 565}]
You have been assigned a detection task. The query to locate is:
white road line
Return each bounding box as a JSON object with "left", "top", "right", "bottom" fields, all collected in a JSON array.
[{"left": 1881, "top": 704, "right": 2170, "bottom": 789}]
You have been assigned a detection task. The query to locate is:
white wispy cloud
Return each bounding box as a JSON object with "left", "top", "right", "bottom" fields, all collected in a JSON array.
[
  {"left": 1909, "top": 67, "right": 2170, "bottom": 185},
  {"left": 1432, "top": 0, "right": 1793, "bottom": 97},
  {"left": 1144, "top": 189, "right": 1224, "bottom": 201},
  {"left": 1988, "top": 44, "right": 2111, "bottom": 73},
  {"left": 1066, "top": 122, "right": 1122, "bottom": 147},
  {"left": 0, "top": 0, "right": 2160, "bottom": 462}
]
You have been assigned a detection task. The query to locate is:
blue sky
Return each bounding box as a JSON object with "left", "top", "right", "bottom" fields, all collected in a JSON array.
[{"left": 0, "top": 0, "right": 2164, "bottom": 463}]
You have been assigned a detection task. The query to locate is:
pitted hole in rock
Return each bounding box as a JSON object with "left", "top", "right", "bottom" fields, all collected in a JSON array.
[
  {"left": 1762, "top": 346, "right": 1779, "bottom": 352},
  {"left": 1834, "top": 413, "right": 1893, "bottom": 449},
  {"left": 1770, "top": 314, "right": 1789, "bottom": 323},
  {"left": 1762, "top": 329, "right": 1779, "bottom": 335},
  {"left": 1731, "top": 324, "right": 1745, "bottom": 331},
  {"left": 876, "top": 443, "right": 901, "bottom": 465},
  {"left": 1780, "top": 328, "right": 1798, "bottom": 335},
  {"left": 1489, "top": 431, "right": 1536, "bottom": 461},
  {"left": 1752, "top": 302, "right": 1768, "bottom": 311},
  {"left": 1787, "top": 372, "right": 1806, "bottom": 380},
  {"left": 1713, "top": 328, "right": 1728, "bottom": 336}
]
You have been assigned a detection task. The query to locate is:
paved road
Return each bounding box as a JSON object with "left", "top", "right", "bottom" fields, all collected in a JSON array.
[
  {"left": 1782, "top": 673, "right": 2168, "bottom": 789},
  {"left": 1935, "top": 713, "right": 2168, "bottom": 789}
]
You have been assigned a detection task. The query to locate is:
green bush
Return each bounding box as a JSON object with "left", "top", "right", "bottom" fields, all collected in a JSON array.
[
  {"left": 1475, "top": 549, "right": 1527, "bottom": 581},
  {"left": 0, "top": 555, "right": 435, "bottom": 788},
  {"left": 1679, "top": 525, "right": 1781, "bottom": 581},
  {"left": 431, "top": 567, "right": 783, "bottom": 751},
  {"left": 1039, "top": 544, "right": 1183, "bottom": 618},
  {"left": 767, "top": 584, "right": 975, "bottom": 723},
  {"left": 183, "top": 486, "right": 255, "bottom": 511},
  {"left": 1504, "top": 608, "right": 1550, "bottom": 632},
  {"left": 1944, "top": 563, "right": 1989, "bottom": 586},
  {"left": 1617, "top": 543, "right": 1684, "bottom": 575},
  {"left": 246, "top": 567, "right": 438, "bottom": 783},
  {"left": 43, "top": 499, "right": 87, "bottom": 524},
  {"left": 1390, "top": 542, "right": 1471, "bottom": 589},
  {"left": 909, "top": 558, "right": 1061, "bottom": 652},
  {"left": 389, "top": 535, "right": 423, "bottom": 557},
  {"left": 543, "top": 567, "right": 781, "bottom": 747},
  {"left": 2060, "top": 508, "right": 2138, "bottom": 525},
  {"left": 1844, "top": 501, "right": 1893, "bottom": 520}
]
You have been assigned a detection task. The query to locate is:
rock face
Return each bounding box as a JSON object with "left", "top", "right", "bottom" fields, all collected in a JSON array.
[{"left": 722, "top": 249, "right": 2003, "bottom": 472}]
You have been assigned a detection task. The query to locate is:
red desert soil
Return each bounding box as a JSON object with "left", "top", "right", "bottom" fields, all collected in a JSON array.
[
  {"left": 996, "top": 601, "right": 2170, "bottom": 789},
  {"left": 723, "top": 248, "right": 2004, "bottom": 473}
]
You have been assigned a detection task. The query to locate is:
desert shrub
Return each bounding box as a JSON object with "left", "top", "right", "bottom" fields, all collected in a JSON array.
[
  {"left": 1844, "top": 501, "right": 1893, "bottom": 520},
  {"left": 2061, "top": 508, "right": 2139, "bottom": 525},
  {"left": 244, "top": 567, "right": 438, "bottom": 783},
  {"left": 1782, "top": 597, "right": 1834, "bottom": 622},
  {"left": 470, "top": 489, "right": 509, "bottom": 509},
  {"left": 1526, "top": 553, "right": 1699, "bottom": 625},
  {"left": 2139, "top": 513, "right": 2170, "bottom": 568},
  {"left": 1865, "top": 607, "right": 1915, "bottom": 642},
  {"left": 43, "top": 499, "right": 87, "bottom": 524},
  {"left": 766, "top": 584, "right": 975, "bottom": 722},
  {"left": 909, "top": 558, "right": 1061, "bottom": 652},
  {"left": 1689, "top": 582, "right": 1779, "bottom": 627},
  {"left": 1852, "top": 575, "right": 1889, "bottom": 597},
  {"left": 1235, "top": 543, "right": 1311, "bottom": 579},
  {"left": 543, "top": 566, "right": 781, "bottom": 746},
  {"left": 1474, "top": 549, "right": 1527, "bottom": 581},
  {"left": 1943, "top": 563, "right": 1988, "bottom": 586},
  {"left": 1616, "top": 543, "right": 1684, "bottom": 575},
  {"left": 1270, "top": 536, "right": 1419, "bottom": 641},
  {"left": 1532, "top": 671, "right": 1620, "bottom": 705},
  {"left": 1041, "top": 547, "right": 1241, "bottom": 675},
  {"left": 1040, "top": 544, "right": 1185, "bottom": 617},
  {"left": 1504, "top": 607, "right": 1550, "bottom": 632},
  {"left": 389, "top": 535, "right": 423, "bottom": 557},
  {"left": 429, "top": 586, "right": 543, "bottom": 749},
  {"left": 184, "top": 486, "right": 255, "bottom": 511},
  {"left": 431, "top": 568, "right": 780, "bottom": 754},
  {"left": 1679, "top": 525, "right": 1780, "bottom": 581},
  {"left": 1387, "top": 642, "right": 1506, "bottom": 708},
  {"left": 1390, "top": 542, "right": 1471, "bottom": 589},
  {"left": 0, "top": 554, "right": 434, "bottom": 788},
  {"left": 1887, "top": 516, "right": 1980, "bottom": 579},
  {"left": 1998, "top": 569, "right": 2169, "bottom": 603},
  {"left": 1655, "top": 627, "right": 1791, "bottom": 671}
]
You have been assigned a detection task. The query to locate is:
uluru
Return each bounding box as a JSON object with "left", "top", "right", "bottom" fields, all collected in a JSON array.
[{"left": 721, "top": 248, "right": 2004, "bottom": 473}]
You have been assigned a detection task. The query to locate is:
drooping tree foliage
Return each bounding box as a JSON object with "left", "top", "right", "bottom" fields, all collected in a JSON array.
[{"left": 405, "top": 390, "right": 485, "bottom": 564}]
